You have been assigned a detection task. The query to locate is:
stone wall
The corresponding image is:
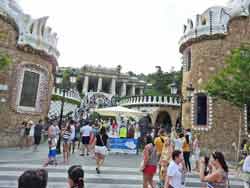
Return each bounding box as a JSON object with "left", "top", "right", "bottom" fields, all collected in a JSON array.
[
  {"left": 181, "top": 16, "right": 250, "bottom": 160},
  {"left": 0, "top": 17, "right": 54, "bottom": 147}
]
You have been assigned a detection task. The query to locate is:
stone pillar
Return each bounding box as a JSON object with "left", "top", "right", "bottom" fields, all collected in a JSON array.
[
  {"left": 82, "top": 75, "right": 89, "bottom": 93},
  {"left": 139, "top": 87, "right": 144, "bottom": 95},
  {"left": 121, "top": 82, "right": 127, "bottom": 96},
  {"left": 97, "top": 77, "right": 103, "bottom": 92},
  {"left": 131, "top": 84, "right": 136, "bottom": 96},
  {"left": 110, "top": 78, "right": 116, "bottom": 95}
]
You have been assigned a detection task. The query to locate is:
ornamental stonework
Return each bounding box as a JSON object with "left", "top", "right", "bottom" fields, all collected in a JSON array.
[
  {"left": 0, "top": 1, "right": 58, "bottom": 147},
  {"left": 181, "top": 15, "right": 250, "bottom": 160}
]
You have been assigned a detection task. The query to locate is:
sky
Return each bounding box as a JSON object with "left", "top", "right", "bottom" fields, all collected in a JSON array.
[{"left": 19, "top": 0, "right": 228, "bottom": 74}]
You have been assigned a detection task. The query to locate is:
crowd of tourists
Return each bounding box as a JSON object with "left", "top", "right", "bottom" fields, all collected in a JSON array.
[
  {"left": 16, "top": 115, "right": 234, "bottom": 188},
  {"left": 18, "top": 119, "right": 45, "bottom": 152},
  {"left": 42, "top": 114, "right": 111, "bottom": 174},
  {"left": 140, "top": 128, "right": 230, "bottom": 188}
]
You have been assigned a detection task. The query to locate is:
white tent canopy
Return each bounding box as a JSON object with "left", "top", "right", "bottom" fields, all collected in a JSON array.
[{"left": 94, "top": 106, "right": 144, "bottom": 118}]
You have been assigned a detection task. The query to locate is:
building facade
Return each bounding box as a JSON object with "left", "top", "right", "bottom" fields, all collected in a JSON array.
[
  {"left": 0, "top": 1, "right": 58, "bottom": 146},
  {"left": 180, "top": 0, "right": 250, "bottom": 159}
]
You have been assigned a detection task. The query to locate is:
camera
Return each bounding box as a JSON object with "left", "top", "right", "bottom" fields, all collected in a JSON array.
[{"left": 204, "top": 156, "right": 210, "bottom": 176}]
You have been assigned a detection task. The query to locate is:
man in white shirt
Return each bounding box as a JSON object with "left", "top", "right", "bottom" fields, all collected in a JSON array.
[
  {"left": 80, "top": 122, "right": 92, "bottom": 156},
  {"left": 165, "top": 150, "right": 184, "bottom": 188}
]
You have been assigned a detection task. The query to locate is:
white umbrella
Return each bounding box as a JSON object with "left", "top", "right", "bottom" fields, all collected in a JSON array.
[{"left": 94, "top": 106, "right": 144, "bottom": 118}]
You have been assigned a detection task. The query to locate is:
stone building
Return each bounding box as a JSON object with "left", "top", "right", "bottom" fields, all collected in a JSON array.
[
  {"left": 180, "top": 0, "right": 250, "bottom": 159},
  {"left": 0, "top": 1, "right": 59, "bottom": 146}
]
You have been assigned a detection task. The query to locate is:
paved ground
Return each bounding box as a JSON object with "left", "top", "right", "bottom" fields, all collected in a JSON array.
[{"left": 0, "top": 144, "right": 245, "bottom": 188}]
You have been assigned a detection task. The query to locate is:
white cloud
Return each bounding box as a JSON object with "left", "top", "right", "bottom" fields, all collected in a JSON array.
[{"left": 19, "top": 0, "right": 228, "bottom": 74}]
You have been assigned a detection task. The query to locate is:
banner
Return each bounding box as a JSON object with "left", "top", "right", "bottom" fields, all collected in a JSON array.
[{"left": 109, "top": 138, "right": 138, "bottom": 154}]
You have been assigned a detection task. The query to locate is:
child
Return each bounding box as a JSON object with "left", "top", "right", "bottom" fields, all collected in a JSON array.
[{"left": 43, "top": 138, "right": 57, "bottom": 167}]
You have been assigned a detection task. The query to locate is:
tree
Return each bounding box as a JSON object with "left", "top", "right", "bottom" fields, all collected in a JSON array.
[{"left": 205, "top": 46, "right": 250, "bottom": 160}]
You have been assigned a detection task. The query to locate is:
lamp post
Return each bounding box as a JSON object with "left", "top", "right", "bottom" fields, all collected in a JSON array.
[
  {"left": 55, "top": 71, "right": 76, "bottom": 154},
  {"left": 172, "top": 81, "right": 194, "bottom": 133},
  {"left": 169, "top": 82, "right": 178, "bottom": 96}
]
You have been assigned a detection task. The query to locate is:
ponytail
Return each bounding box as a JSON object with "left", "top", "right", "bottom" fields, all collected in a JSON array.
[{"left": 68, "top": 165, "right": 84, "bottom": 188}]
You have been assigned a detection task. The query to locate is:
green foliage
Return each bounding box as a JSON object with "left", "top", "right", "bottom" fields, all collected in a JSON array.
[
  {"left": 51, "top": 94, "right": 81, "bottom": 106},
  {"left": 0, "top": 53, "right": 12, "bottom": 71},
  {"left": 205, "top": 46, "right": 250, "bottom": 107},
  {"left": 143, "top": 68, "right": 182, "bottom": 96}
]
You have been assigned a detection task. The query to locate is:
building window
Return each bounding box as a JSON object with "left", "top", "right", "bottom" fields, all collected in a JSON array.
[
  {"left": 187, "top": 50, "right": 192, "bottom": 71},
  {"left": 247, "top": 105, "right": 250, "bottom": 132},
  {"left": 196, "top": 94, "right": 207, "bottom": 125},
  {"left": 20, "top": 71, "right": 40, "bottom": 107}
]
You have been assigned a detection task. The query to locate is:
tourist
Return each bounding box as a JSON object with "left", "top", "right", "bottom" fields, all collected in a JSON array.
[
  {"left": 185, "top": 128, "right": 192, "bottom": 143},
  {"left": 92, "top": 121, "right": 100, "bottom": 136},
  {"left": 75, "top": 120, "right": 81, "bottom": 150},
  {"left": 80, "top": 121, "right": 92, "bottom": 156},
  {"left": 154, "top": 129, "right": 167, "bottom": 160},
  {"left": 28, "top": 121, "right": 35, "bottom": 147},
  {"left": 242, "top": 152, "right": 250, "bottom": 188},
  {"left": 43, "top": 136, "right": 57, "bottom": 167},
  {"left": 33, "top": 119, "right": 44, "bottom": 152},
  {"left": 199, "top": 151, "right": 229, "bottom": 188},
  {"left": 112, "top": 119, "right": 118, "bottom": 136},
  {"left": 62, "top": 123, "right": 72, "bottom": 164},
  {"left": 193, "top": 134, "right": 201, "bottom": 171},
  {"left": 18, "top": 121, "right": 26, "bottom": 149},
  {"left": 159, "top": 136, "right": 173, "bottom": 188},
  {"left": 127, "top": 124, "right": 135, "bottom": 138},
  {"left": 174, "top": 133, "right": 184, "bottom": 151},
  {"left": 140, "top": 135, "right": 157, "bottom": 188},
  {"left": 68, "top": 165, "right": 85, "bottom": 188},
  {"left": 94, "top": 127, "right": 109, "bottom": 174},
  {"left": 18, "top": 169, "right": 48, "bottom": 188},
  {"left": 69, "top": 120, "right": 76, "bottom": 154},
  {"left": 165, "top": 150, "right": 184, "bottom": 188},
  {"left": 48, "top": 121, "right": 57, "bottom": 140},
  {"left": 170, "top": 127, "right": 177, "bottom": 145},
  {"left": 119, "top": 124, "right": 127, "bottom": 138},
  {"left": 183, "top": 134, "right": 191, "bottom": 172}
]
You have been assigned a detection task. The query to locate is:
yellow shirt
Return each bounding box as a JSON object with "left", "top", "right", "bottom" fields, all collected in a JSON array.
[
  {"left": 182, "top": 141, "right": 190, "bottom": 152},
  {"left": 119, "top": 127, "right": 127, "bottom": 138},
  {"left": 154, "top": 136, "right": 167, "bottom": 155}
]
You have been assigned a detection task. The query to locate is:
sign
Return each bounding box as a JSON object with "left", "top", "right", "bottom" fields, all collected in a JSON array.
[{"left": 109, "top": 138, "right": 138, "bottom": 154}]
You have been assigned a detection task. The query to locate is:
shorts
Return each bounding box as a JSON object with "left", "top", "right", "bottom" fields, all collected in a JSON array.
[
  {"left": 143, "top": 165, "right": 157, "bottom": 176},
  {"left": 82, "top": 136, "right": 90, "bottom": 145},
  {"left": 48, "top": 149, "right": 57, "bottom": 158},
  {"left": 63, "top": 138, "right": 70, "bottom": 144},
  {"left": 95, "top": 145, "right": 108, "bottom": 156},
  {"left": 34, "top": 136, "right": 41, "bottom": 145}
]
